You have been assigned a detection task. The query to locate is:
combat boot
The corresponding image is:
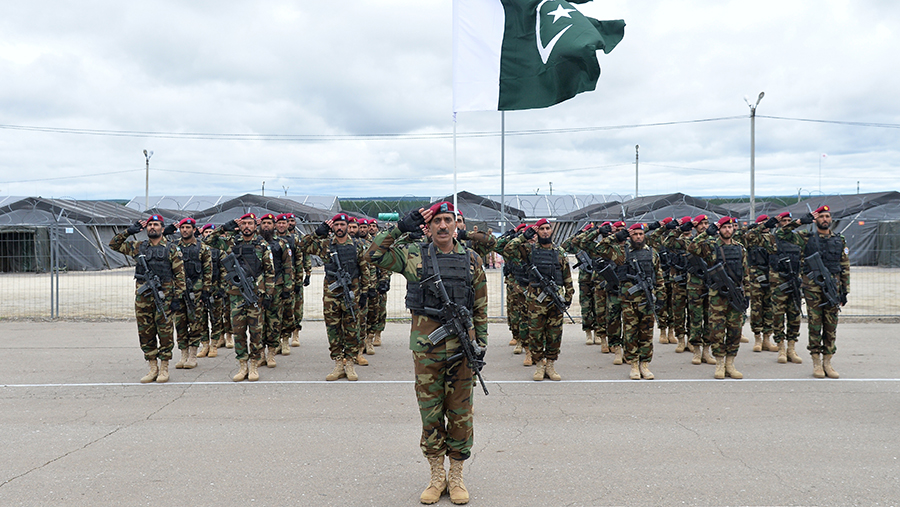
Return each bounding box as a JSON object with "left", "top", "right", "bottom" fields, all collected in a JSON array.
[
  {"left": 811, "top": 354, "right": 825, "bottom": 378},
  {"left": 714, "top": 356, "right": 726, "bottom": 379},
  {"left": 373, "top": 330, "right": 382, "bottom": 347},
  {"left": 280, "top": 336, "right": 291, "bottom": 356},
  {"left": 613, "top": 345, "right": 624, "bottom": 365},
  {"left": 216, "top": 336, "right": 226, "bottom": 348},
  {"left": 356, "top": 352, "right": 369, "bottom": 366},
  {"left": 691, "top": 345, "right": 703, "bottom": 365},
  {"left": 420, "top": 455, "right": 446, "bottom": 504},
  {"left": 156, "top": 360, "right": 169, "bottom": 383},
  {"left": 544, "top": 360, "right": 561, "bottom": 381},
  {"left": 675, "top": 335, "right": 686, "bottom": 353},
  {"left": 763, "top": 333, "right": 778, "bottom": 352},
  {"left": 753, "top": 333, "right": 763, "bottom": 352},
  {"left": 659, "top": 327, "right": 668, "bottom": 344},
  {"left": 777, "top": 341, "right": 788, "bottom": 363},
  {"left": 597, "top": 333, "right": 609, "bottom": 352},
  {"left": 513, "top": 341, "right": 523, "bottom": 354},
  {"left": 629, "top": 361, "right": 640, "bottom": 380},
  {"left": 184, "top": 346, "right": 198, "bottom": 369},
  {"left": 291, "top": 329, "right": 300, "bottom": 347},
  {"left": 225, "top": 333, "right": 235, "bottom": 349},
  {"left": 175, "top": 348, "right": 187, "bottom": 369},
  {"left": 248, "top": 358, "right": 260, "bottom": 381},
  {"left": 140, "top": 359, "right": 159, "bottom": 383},
  {"left": 266, "top": 346, "right": 277, "bottom": 368},
  {"left": 523, "top": 348, "right": 533, "bottom": 366},
  {"left": 823, "top": 354, "right": 839, "bottom": 378},
  {"left": 702, "top": 345, "right": 716, "bottom": 365},
  {"left": 257, "top": 349, "right": 268, "bottom": 367},
  {"left": 640, "top": 362, "right": 655, "bottom": 380},
  {"left": 344, "top": 359, "right": 358, "bottom": 381},
  {"left": 740, "top": 333, "right": 749, "bottom": 343},
  {"left": 724, "top": 355, "right": 743, "bottom": 379},
  {"left": 197, "top": 342, "right": 209, "bottom": 358},
  {"left": 365, "top": 334, "right": 375, "bottom": 355},
  {"left": 326, "top": 358, "right": 345, "bottom": 381},
  {"left": 448, "top": 458, "right": 469, "bottom": 505},
  {"left": 233, "top": 360, "right": 248, "bottom": 382},
  {"left": 585, "top": 330, "right": 594, "bottom": 345},
  {"left": 787, "top": 341, "right": 803, "bottom": 363},
  {"left": 508, "top": 336, "right": 517, "bottom": 346},
  {"left": 667, "top": 327, "right": 675, "bottom": 344},
  {"left": 208, "top": 339, "right": 218, "bottom": 358},
  {"left": 532, "top": 359, "right": 546, "bottom": 381}
]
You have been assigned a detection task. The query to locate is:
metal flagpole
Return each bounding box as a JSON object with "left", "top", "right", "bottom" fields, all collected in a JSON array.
[
  {"left": 453, "top": 112, "right": 458, "bottom": 211},
  {"left": 500, "top": 111, "right": 506, "bottom": 318}
]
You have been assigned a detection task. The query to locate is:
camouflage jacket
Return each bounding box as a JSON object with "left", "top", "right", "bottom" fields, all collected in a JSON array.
[
  {"left": 462, "top": 229, "right": 497, "bottom": 263},
  {"left": 686, "top": 231, "right": 750, "bottom": 289},
  {"left": 299, "top": 234, "right": 374, "bottom": 295},
  {"left": 595, "top": 235, "right": 666, "bottom": 303},
  {"left": 267, "top": 236, "right": 295, "bottom": 290},
  {"left": 176, "top": 238, "right": 213, "bottom": 294},
  {"left": 109, "top": 232, "right": 187, "bottom": 297},
  {"left": 561, "top": 229, "right": 592, "bottom": 283},
  {"left": 743, "top": 225, "right": 777, "bottom": 273},
  {"left": 367, "top": 226, "right": 488, "bottom": 351},
  {"left": 665, "top": 227, "right": 705, "bottom": 287},
  {"left": 203, "top": 229, "right": 276, "bottom": 298},
  {"left": 503, "top": 233, "right": 574, "bottom": 305},
  {"left": 776, "top": 221, "right": 850, "bottom": 294}
]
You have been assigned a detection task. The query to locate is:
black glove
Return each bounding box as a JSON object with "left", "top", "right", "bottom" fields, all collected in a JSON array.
[
  {"left": 261, "top": 295, "right": 273, "bottom": 310},
  {"left": 294, "top": 284, "right": 303, "bottom": 294},
  {"left": 680, "top": 221, "right": 694, "bottom": 232},
  {"left": 194, "top": 229, "right": 202, "bottom": 238},
  {"left": 315, "top": 222, "right": 331, "bottom": 237},
  {"left": 456, "top": 229, "right": 468, "bottom": 241},
  {"left": 367, "top": 288, "right": 377, "bottom": 298},
  {"left": 163, "top": 223, "right": 177, "bottom": 236},
  {"left": 358, "top": 293, "right": 368, "bottom": 309},
  {"left": 474, "top": 344, "right": 486, "bottom": 362},
  {"left": 126, "top": 221, "right": 143, "bottom": 235},
  {"left": 747, "top": 223, "right": 758, "bottom": 230},
  {"left": 522, "top": 227, "right": 537, "bottom": 240},
  {"left": 647, "top": 221, "right": 661, "bottom": 231},
  {"left": 303, "top": 273, "right": 311, "bottom": 286},
  {"left": 654, "top": 297, "right": 665, "bottom": 313},
  {"left": 614, "top": 229, "right": 629, "bottom": 242},
  {"left": 598, "top": 224, "right": 613, "bottom": 236},
  {"left": 799, "top": 213, "right": 814, "bottom": 225},
  {"left": 407, "top": 229, "right": 424, "bottom": 241},
  {"left": 398, "top": 209, "right": 426, "bottom": 233},
  {"left": 706, "top": 223, "right": 719, "bottom": 237},
  {"left": 223, "top": 219, "right": 238, "bottom": 232},
  {"left": 665, "top": 220, "right": 678, "bottom": 230},
  {"left": 840, "top": 291, "right": 848, "bottom": 306},
  {"left": 282, "top": 290, "right": 292, "bottom": 299},
  {"left": 764, "top": 216, "right": 779, "bottom": 229},
  {"left": 201, "top": 290, "right": 211, "bottom": 305},
  {"left": 377, "top": 279, "right": 391, "bottom": 293},
  {"left": 170, "top": 298, "right": 182, "bottom": 312}
]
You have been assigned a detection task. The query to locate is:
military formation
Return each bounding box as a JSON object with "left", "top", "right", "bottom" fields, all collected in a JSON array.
[{"left": 112, "top": 203, "right": 850, "bottom": 505}]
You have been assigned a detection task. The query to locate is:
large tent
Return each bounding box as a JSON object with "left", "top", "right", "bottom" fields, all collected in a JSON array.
[{"left": 433, "top": 191, "right": 526, "bottom": 232}]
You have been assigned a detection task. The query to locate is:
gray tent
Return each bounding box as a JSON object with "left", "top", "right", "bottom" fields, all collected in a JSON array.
[{"left": 433, "top": 191, "right": 526, "bottom": 233}]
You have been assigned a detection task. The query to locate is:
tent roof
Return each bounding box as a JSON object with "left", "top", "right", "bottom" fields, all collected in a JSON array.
[
  {"left": 127, "top": 195, "right": 340, "bottom": 214},
  {"left": 483, "top": 194, "right": 630, "bottom": 219},
  {"left": 0, "top": 197, "right": 144, "bottom": 225},
  {"left": 771, "top": 192, "right": 900, "bottom": 219},
  {"left": 188, "top": 194, "right": 332, "bottom": 222}
]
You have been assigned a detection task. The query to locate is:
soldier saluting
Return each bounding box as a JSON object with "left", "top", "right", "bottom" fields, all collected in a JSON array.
[{"left": 110, "top": 215, "right": 186, "bottom": 383}]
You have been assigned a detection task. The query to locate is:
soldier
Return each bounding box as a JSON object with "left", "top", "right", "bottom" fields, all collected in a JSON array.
[
  {"left": 764, "top": 212, "right": 805, "bottom": 364},
  {"left": 688, "top": 216, "right": 750, "bottom": 379},
  {"left": 744, "top": 215, "right": 779, "bottom": 353},
  {"left": 596, "top": 223, "right": 666, "bottom": 379},
  {"left": 776, "top": 205, "right": 849, "bottom": 378},
  {"left": 354, "top": 218, "right": 380, "bottom": 356},
  {"left": 204, "top": 213, "right": 275, "bottom": 382},
  {"left": 496, "top": 224, "right": 533, "bottom": 363},
  {"left": 110, "top": 215, "right": 186, "bottom": 383},
  {"left": 582, "top": 221, "right": 628, "bottom": 364},
  {"left": 504, "top": 218, "right": 574, "bottom": 381},
  {"left": 367, "top": 202, "right": 487, "bottom": 505},
  {"left": 367, "top": 218, "right": 390, "bottom": 347},
  {"left": 286, "top": 214, "right": 312, "bottom": 347},
  {"left": 455, "top": 212, "right": 498, "bottom": 263},
  {"left": 200, "top": 224, "right": 228, "bottom": 357},
  {"left": 562, "top": 223, "right": 597, "bottom": 346},
  {"left": 171, "top": 217, "right": 212, "bottom": 370},
  {"left": 257, "top": 213, "right": 294, "bottom": 368},
  {"left": 645, "top": 218, "right": 675, "bottom": 344},
  {"left": 680, "top": 215, "right": 717, "bottom": 366},
  {"left": 661, "top": 217, "right": 692, "bottom": 353},
  {"left": 300, "top": 213, "right": 374, "bottom": 381}
]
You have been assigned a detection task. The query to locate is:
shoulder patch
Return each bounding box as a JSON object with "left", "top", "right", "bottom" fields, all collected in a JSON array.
[{"left": 844, "top": 247, "right": 849, "bottom": 255}]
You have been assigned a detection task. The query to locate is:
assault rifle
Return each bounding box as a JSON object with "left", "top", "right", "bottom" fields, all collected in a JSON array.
[
  {"left": 573, "top": 250, "right": 594, "bottom": 274},
  {"left": 420, "top": 273, "right": 489, "bottom": 395},
  {"left": 183, "top": 290, "right": 197, "bottom": 320},
  {"left": 135, "top": 254, "right": 169, "bottom": 322},
  {"left": 528, "top": 264, "right": 576, "bottom": 324},
  {"left": 776, "top": 257, "right": 803, "bottom": 313},
  {"left": 221, "top": 253, "right": 259, "bottom": 307},
  {"left": 625, "top": 256, "right": 659, "bottom": 323},
  {"left": 804, "top": 251, "right": 841, "bottom": 308},
  {"left": 705, "top": 255, "right": 749, "bottom": 312},
  {"left": 326, "top": 250, "right": 357, "bottom": 319}
]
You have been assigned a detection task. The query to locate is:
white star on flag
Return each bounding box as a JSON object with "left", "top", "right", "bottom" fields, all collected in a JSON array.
[{"left": 547, "top": 4, "right": 575, "bottom": 23}]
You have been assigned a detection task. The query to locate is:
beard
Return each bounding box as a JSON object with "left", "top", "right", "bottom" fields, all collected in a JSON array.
[
  {"left": 334, "top": 229, "right": 346, "bottom": 238},
  {"left": 630, "top": 240, "right": 644, "bottom": 249},
  {"left": 147, "top": 230, "right": 161, "bottom": 239},
  {"left": 260, "top": 229, "right": 274, "bottom": 241},
  {"left": 538, "top": 236, "right": 552, "bottom": 245}
]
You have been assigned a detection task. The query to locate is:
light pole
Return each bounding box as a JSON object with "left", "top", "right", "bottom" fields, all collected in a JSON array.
[
  {"left": 745, "top": 92, "right": 764, "bottom": 220},
  {"left": 635, "top": 144, "right": 639, "bottom": 198},
  {"left": 143, "top": 149, "right": 153, "bottom": 212}
]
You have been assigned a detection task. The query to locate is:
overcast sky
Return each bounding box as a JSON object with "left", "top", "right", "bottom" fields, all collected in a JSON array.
[{"left": 1, "top": 0, "right": 898, "bottom": 204}]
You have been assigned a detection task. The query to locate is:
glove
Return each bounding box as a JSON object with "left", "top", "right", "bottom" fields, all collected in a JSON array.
[
  {"left": 764, "top": 216, "right": 779, "bottom": 229},
  {"left": 223, "top": 219, "right": 238, "bottom": 232},
  {"left": 358, "top": 293, "right": 368, "bottom": 309},
  {"left": 126, "top": 221, "right": 143, "bottom": 235},
  {"left": 706, "top": 223, "right": 719, "bottom": 237},
  {"left": 315, "top": 222, "right": 331, "bottom": 237},
  {"left": 303, "top": 273, "right": 311, "bottom": 286},
  {"left": 654, "top": 297, "right": 665, "bottom": 313},
  {"left": 840, "top": 291, "right": 848, "bottom": 306},
  {"left": 614, "top": 229, "right": 629, "bottom": 242},
  {"left": 163, "top": 223, "right": 177, "bottom": 236},
  {"left": 294, "top": 284, "right": 303, "bottom": 294},
  {"left": 201, "top": 290, "right": 211, "bottom": 305},
  {"left": 282, "top": 290, "right": 292, "bottom": 299},
  {"left": 474, "top": 344, "right": 486, "bottom": 362},
  {"left": 680, "top": 221, "right": 694, "bottom": 232},
  {"left": 647, "top": 221, "right": 661, "bottom": 231},
  {"left": 377, "top": 279, "right": 391, "bottom": 294},
  {"left": 522, "top": 227, "right": 537, "bottom": 240},
  {"left": 261, "top": 295, "right": 273, "bottom": 310},
  {"left": 598, "top": 224, "right": 613, "bottom": 236},
  {"left": 799, "top": 213, "right": 814, "bottom": 225},
  {"left": 170, "top": 298, "right": 182, "bottom": 312},
  {"left": 367, "top": 288, "right": 377, "bottom": 298},
  {"left": 665, "top": 220, "right": 678, "bottom": 230},
  {"left": 398, "top": 209, "right": 426, "bottom": 233},
  {"left": 407, "top": 229, "right": 424, "bottom": 241},
  {"left": 194, "top": 229, "right": 202, "bottom": 238},
  {"left": 747, "top": 223, "right": 758, "bottom": 230},
  {"left": 456, "top": 229, "right": 468, "bottom": 241}
]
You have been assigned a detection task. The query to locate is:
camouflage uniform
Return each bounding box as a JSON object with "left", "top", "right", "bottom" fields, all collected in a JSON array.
[
  {"left": 289, "top": 229, "right": 313, "bottom": 333},
  {"left": 662, "top": 227, "right": 690, "bottom": 342},
  {"left": 262, "top": 234, "right": 294, "bottom": 354},
  {"left": 276, "top": 230, "right": 303, "bottom": 342},
  {"left": 109, "top": 231, "right": 186, "bottom": 361},
  {"left": 762, "top": 230, "right": 803, "bottom": 345},
  {"left": 174, "top": 238, "right": 212, "bottom": 351},
  {"left": 496, "top": 232, "right": 529, "bottom": 348},
  {"left": 367, "top": 225, "right": 487, "bottom": 461},
  {"left": 206, "top": 245, "right": 229, "bottom": 346},
  {"left": 670, "top": 229, "right": 712, "bottom": 350},
  {"left": 580, "top": 227, "right": 622, "bottom": 349},
  {"left": 562, "top": 231, "right": 595, "bottom": 332},
  {"left": 743, "top": 226, "right": 775, "bottom": 337}
]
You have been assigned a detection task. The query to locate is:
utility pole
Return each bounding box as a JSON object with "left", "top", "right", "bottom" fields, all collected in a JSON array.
[
  {"left": 634, "top": 145, "right": 639, "bottom": 198},
  {"left": 745, "top": 92, "right": 764, "bottom": 220},
  {"left": 143, "top": 150, "right": 153, "bottom": 212}
]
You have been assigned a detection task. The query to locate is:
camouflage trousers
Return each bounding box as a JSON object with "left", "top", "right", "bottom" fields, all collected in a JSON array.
[
  {"left": 207, "top": 294, "right": 227, "bottom": 344},
  {"left": 506, "top": 282, "right": 527, "bottom": 343},
  {"left": 621, "top": 296, "right": 655, "bottom": 363},
  {"left": 804, "top": 289, "right": 839, "bottom": 355},
  {"left": 263, "top": 289, "right": 288, "bottom": 349},
  {"left": 592, "top": 284, "right": 607, "bottom": 336},
  {"left": 229, "top": 295, "right": 263, "bottom": 361},
  {"left": 293, "top": 286, "right": 305, "bottom": 332},
  {"left": 656, "top": 280, "right": 673, "bottom": 329},
  {"left": 770, "top": 273, "right": 801, "bottom": 343},
  {"left": 748, "top": 268, "right": 774, "bottom": 334},
  {"left": 578, "top": 278, "right": 596, "bottom": 330},
  {"left": 707, "top": 290, "right": 742, "bottom": 357},
  {"left": 324, "top": 291, "right": 359, "bottom": 360},
  {"left": 606, "top": 292, "right": 623, "bottom": 347},
  {"left": 686, "top": 279, "right": 710, "bottom": 346},
  {"left": 525, "top": 295, "right": 564, "bottom": 363},
  {"left": 669, "top": 281, "right": 689, "bottom": 337},
  {"left": 366, "top": 292, "right": 388, "bottom": 334},
  {"left": 413, "top": 345, "right": 475, "bottom": 461},
  {"left": 134, "top": 290, "right": 175, "bottom": 361},
  {"left": 173, "top": 296, "right": 206, "bottom": 350},
  {"left": 281, "top": 291, "right": 296, "bottom": 336}
]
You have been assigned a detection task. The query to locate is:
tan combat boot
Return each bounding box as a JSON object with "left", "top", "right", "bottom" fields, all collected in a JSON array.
[
  {"left": 629, "top": 361, "right": 641, "bottom": 380},
  {"left": 373, "top": 330, "right": 382, "bottom": 347},
  {"left": 659, "top": 327, "right": 668, "bottom": 344},
  {"left": 702, "top": 345, "right": 717, "bottom": 365},
  {"left": 740, "top": 333, "right": 749, "bottom": 343},
  {"left": 365, "top": 334, "right": 375, "bottom": 355},
  {"left": 216, "top": 336, "right": 226, "bottom": 348},
  {"left": 675, "top": 335, "right": 687, "bottom": 353},
  {"left": 691, "top": 345, "right": 703, "bottom": 365},
  {"left": 523, "top": 348, "right": 533, "bottom": 366},
  {"left": 777, "top": 341, "right": 788, "bottom": 363},
  {"left": 613, "top": 345, "right": 624, "bottom": 365},
  {"left": 544, "top": 360, "right": 561, "bottom": 381},
  {"left": 823, "top": 354, "right": 839, "bottom": 378},
  {"left": 208, "top": 339, "right": 218, "bottom": 358},
  {"left": 184, "top": 346, "right": 198, "bottom": 369},
  {"left": 266, "top": 346, "right": 277, "bottom": 368},
  {"left": 667, "top": 327, "right": 675, "bottom": 344},
  {"left": 787, "top": 341, "right": 803, "bottom": 363},
  {"left": 753, "top": 333, "right": 763, "bottom": 352},
  {"left": 420, "top": 455, "right": 446, "bottom": 504},
  {"left": 356, "top": 352, "right": 369, "bottom": 366},
  {"left": 197, "top": 342, "right": 209, "bottom": 358},
  {"left": 597, "top": 333, "right": 609, "bottom": 352},
  {"left": 247, "top": 358, "right": 260, "bottom": 381},
  {"left": 448, "top": 458, "right": 469, "bottom": 505},
  {"left": 714, "top": 356, "right": 726, "bottom": 379},
  {"left": 257, "top": 349, "right": 268, "bottom": 367},
  {"left": 225, "top": 333, "right": 235, "bottom": 349},
  {"left": 724, "top": 355, "right": 743, "bottom": 379},
  {"left": 291, "top": 329, "right": 300, "bottom": 347},
  {"left": 585, "top": 330, "right": 594, "bottom": 345},
  {"left": 175, "top": 348, "right": 187, "bottom": 369},
  {"left": 280, "top": 337, "right": 291, "bottom": 356},
  {"left": 640, "top": 362, "right": 655, "bottom": 380},
  {"left": 140, "top": 359, "right": 159, "bottom": 383},
  {"left": 513, "top": 341, "right": 523, "bottom": 354},
  {"left": 763, "top": 333, "right": 778, "bottom": 352},
  {"left": 326, "top": 357, "right": 345, "bottom": 381},
  {"left": 532, "top": 359, "right": 546, "bottom": 381},
  {"left": 508, "top": 336, "right": 517, "bottom": 346},
  {"left": 344, "top": 359, "right": 358, "bottom": 381},
  {"left": 156, "top": 360, "right": 169, "bottom": 383},
  {"left": 233, "top": 360, "right": 248, "bottom": 382},
  {"left": 811, "top": 354, "right": 825, "bottom": 378}
]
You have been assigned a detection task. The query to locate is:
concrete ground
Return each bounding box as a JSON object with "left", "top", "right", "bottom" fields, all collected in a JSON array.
[{"left": 1, "top": 320, "right": 898, "bottom": 506}]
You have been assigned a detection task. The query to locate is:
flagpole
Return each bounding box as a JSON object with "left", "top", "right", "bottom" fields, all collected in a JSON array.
[
  {"left": 500, "top": 110, "right": 506, "bottom": 319},
  {"left": 453, "top": 112, "right": 458, "bottom": 211}
]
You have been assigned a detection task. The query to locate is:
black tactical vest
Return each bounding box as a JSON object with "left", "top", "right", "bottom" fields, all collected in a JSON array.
[
  {"left": 718, "top": 244, "right": 744, "bottom": 283},
  {"left": 748, "top": 245, "right": 769, "bottom": 269},
  {"left": 804, "top": 233, "right": 843, "bottom": 274},
  {"left": 136, "top": 241, "right": 174, "bottom": 282},
  {"left": 209, "top": 247, "right": 222, "bottom": 284},
  {"left": 268, "top": 238, "right": 285, "bottom": 281},
  {"left": 772, "top": 238, "right": 801, "bottom": 274},
  {"left": 625, "top": 246, "right": 655, "bottom": 283},
  {"left": 406, "top": 244, "right": 475, "bottom": 315},
  {"left": 507, "top": 260, "right": 529, "bottom": 286},
  {"left": 324, "top": 241, "right": 360, "bottom": 281},
  {"left": 529, "top": 246, "right": 563, "bottom": 286},
  {"left": 181, "top": 242, "right": 202, "bottom": 283},
  {"left": 233, "top": 240, "right": 262, "bottom": 279}
]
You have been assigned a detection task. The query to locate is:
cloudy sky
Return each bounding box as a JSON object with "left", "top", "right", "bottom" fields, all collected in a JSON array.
[{"left": 1, "top": 0, "right": 898, "bottom": 204}]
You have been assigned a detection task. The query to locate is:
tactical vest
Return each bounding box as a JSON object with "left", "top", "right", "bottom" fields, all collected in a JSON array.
[
  {"left": 268, "top": 238, "right": 285, "bottom": 282},
  {"left": 507, "top": 260, "right": 529, "bottom": 286},
  {"left": 324, "top": 241, "right": 360, "bottom": 282},
  {"left": 280, "top": 233, "right": 297, "bottom": 258},
  {"left": 406, "top": 244, "right": 475, "bottom": 315},
  {"left": 804, "top": 233, "right": 843, "bottom": 274},
  {"left": 748, "top": 245, "right": 769, "bottom": 269},
  {"left": 233, "top": 240, "right": 262, "bottom": 279},
  {"left": 136, "top": 241, "right": 174, "bottom": 282},
  {"left": 772, "top": 238, "right": 801, "bottom": 274},
  {"left": 668, "top": 247, "right": 687, "bottom": 271},
  {"left": 181, "top": 242, "right": 202, "bottom": 283},
  {"left": 718, "top": 244, "right": 744, "bottom": 283},
  {"left": 529, "top": 246, "right": 563, "bottom": 286},
  {"left": 209, "top": 247, "right": 222, "bottom": 284},
  {"left": 625, "top": 246, "right": 655, "bottom": 284}
]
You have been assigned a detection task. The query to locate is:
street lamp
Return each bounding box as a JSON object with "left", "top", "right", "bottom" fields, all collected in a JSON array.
[
  {"left": 143, "top": 149, "right": 154, "bottom": 212},
  {"left": 745, "top": 92, "right": 764, "bottom": 220}
]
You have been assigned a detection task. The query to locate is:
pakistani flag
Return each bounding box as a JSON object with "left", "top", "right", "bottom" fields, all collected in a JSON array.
[{"left": 453, "top": 0, "right": 625, "bottom": 112}]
